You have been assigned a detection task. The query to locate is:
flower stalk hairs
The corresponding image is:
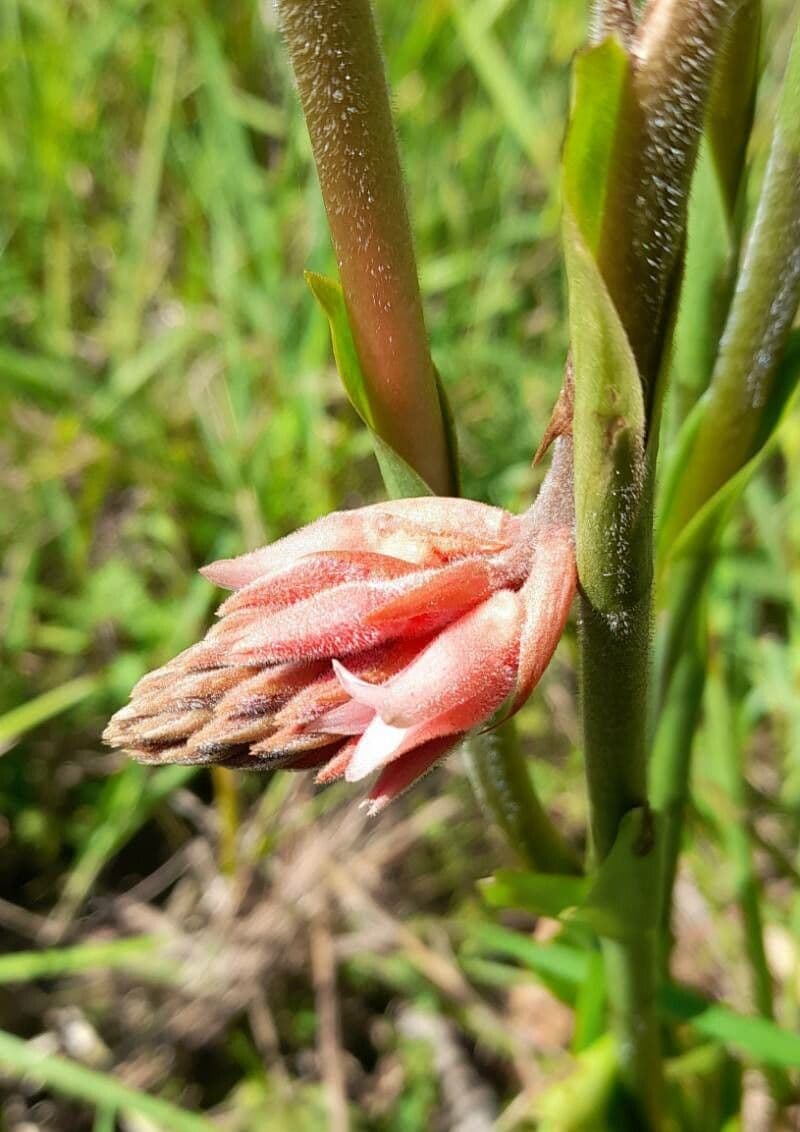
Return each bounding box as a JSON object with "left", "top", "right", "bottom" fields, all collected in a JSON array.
[{"left": 104, "top": 440, "right": 575, "bottom": 813}]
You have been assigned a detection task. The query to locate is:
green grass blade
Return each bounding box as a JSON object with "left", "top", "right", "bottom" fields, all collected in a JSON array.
[
  {"left": 0, "top": 675, "right": 101, "bottom": 751},
  {"left": 450, "top": 0, "right": 552, "bottom": 175},
  {"left": 0, "top": 1028, "right": 216, "bottom": 1132},
  {"left": 0, "top": 937, "right": 176, "bottom": 985}
]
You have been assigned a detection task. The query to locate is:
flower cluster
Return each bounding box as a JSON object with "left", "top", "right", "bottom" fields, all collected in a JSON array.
[{"left": 104, "top": 443, "right": 575, "bottom": 812}]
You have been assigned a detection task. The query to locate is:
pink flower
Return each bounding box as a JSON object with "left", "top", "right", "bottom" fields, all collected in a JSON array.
[{"left": 104, "top": 442, "right": 576, "bottom": 813}]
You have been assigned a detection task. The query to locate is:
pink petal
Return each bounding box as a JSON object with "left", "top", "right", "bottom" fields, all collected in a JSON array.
[
  {"left": 361, "top": 557, "right": 498, "bottom": 629},
  {"left": 224, "top": 564, "right": 493, "bottom": 666},
  {"left": 330, "top": 658, "right": 387, "bottom": 712},
  {"left": 201, "top": 499, "right": 519, "bottom": 589},
  {"left": 513, "top": 525, "right": 576, "bottom": 711},
  {"left": 315, "top": 737, "right": 360, "bottom": 785},
  {"left": 313, "top": 698, "right": 376, "bottom": 735},
  {"left": 341, "top": 590, "right": 523, "bottom": 729},
  {"left": 272, "top": 637, "right": 433, "bottom": 735},
  {"left": 366, "top": 735, "right": 461, "bottom": 814},
  {"left": 216, "top": 551, "right": 416, "bottom": 617},
  {"left": 376, "top": 498, "right": 520, "bottom": 549}
]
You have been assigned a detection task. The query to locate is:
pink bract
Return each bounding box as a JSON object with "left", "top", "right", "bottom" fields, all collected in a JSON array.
[{"left": 104, "top": 443, "right": 576, "bottom": 811}]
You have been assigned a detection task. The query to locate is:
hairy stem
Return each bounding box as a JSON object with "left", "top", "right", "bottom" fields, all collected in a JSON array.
[
  {"left": 581, "top": 600, "right": 650, "bottom": 861},
  {"left": 464, "top": 720, "right": 582, "bottom": 876},
  {"left": 580, "top": 594, "right": 664, "bottom": 1128},
  {"left": 654, "top": 20, "right": 800, "bottom": 967},
  {"left": 601, "top": 0, "right": 737, "bottom": 404},
  {"left": 663, "top": 20, "right": 800, "bottom": 538},
  {"left": 591, "top": 0, "right": 636, "bottom": 44},
  {"left": 282, "top": 0, "right": 581, "bottom": 873},
  {"left": 277, "top": 0, "right": 453, "bottom": 494},
  {"left": 602, "top": 938, "right": 663, "bottom": 1128},
  {"left": 650, "top": 612, "right": 706, "bottom": 964},
  {"left": 573, "top": 7, "right": 738, "bottom": 1124}
]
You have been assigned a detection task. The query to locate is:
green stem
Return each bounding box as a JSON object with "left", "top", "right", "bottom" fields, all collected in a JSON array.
[
  {"left": 572, "top": 10, "right": 738, "bottom": 1123},
  {"left": 580, "top": 592, "right": 664, "bottom": 1128},
  {"left": 650, "top": 628, "right": 706, "bottom": 966},
  {"left": 211, "top": 765, "right": 239, "bottom": 877},
  {"left": 663, "top": 19, "right": 800, "bottom": 543},
  {"left": 602, "top": 938, "right": 663, "bottom": 1128},
  {"left": 463, "top": 720, "right": 582, "bottom": 876},
  {"left": 277, "top": 0, "right": 453, "bottom": 494},
  {"left": 600, "top": 0, "right": 736, "bottom": 402},
  {"left": 705, "top": 653, "right": 791, "bottom": 1107},
  {"left": 580, "top": 598, "right": 650, "bottom": 861},
  {"left": 653, "top": 554, "right": 711, "bottom": 714},
  {"left": 650, "top": 553, "right": 713, "bottom": 965}
]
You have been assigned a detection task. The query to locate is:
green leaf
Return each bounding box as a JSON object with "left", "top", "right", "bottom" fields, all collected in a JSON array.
[
  {"left": 573, "top": 951, "right": 607, "bottom": 1053},
  {"left": 371, "top": 432, "right": 436, "bottom": 499},
  {"left": 536, "top": 1034, "right": 618, "bottom": 1132},
  {"left": 0, "top": 674, "right": 101, "bottom": 751},
  {"left": 669, "top": 139, "right": 737, "bottom": 420},
  {"left": 658, "top": 330, "right": 800, "bottom": 569},
  {"left": 306, "top": 270, "right": 437, "bottom": 499},
  {"left": 481, "top": 810, "right": 660, "bottom": 943},
  {"left": 461, "top": 925, "right": 800, "bottom": 1070},
  {"left": 481, "top": 869, "right": 589, "bottom": 918},
  {"left": 658, "top": 24, "right": 800, "bottom": 552},
  {"left": 0, "top": 937, "right": 176, "bottom": 985},
  {"left": 566, "top": 808, "right": 661, "bottom": 942},
  {"left": 458, "top": 921, "right": 589, "bottom": 1002},
  {"left": 433, "top": 362, "right": 461, "bottom": 496},
  {"left": 705, "top": 0, "right": 761, "bottom": 224},
  {"left": 562, "top": 42, "right": 648, "bottom": 612},
  {"left": 662, "top": 985, "right": 800, "bottom": 1070},
  {"left": 563, "top": 39, "right": 629, "bottom": 256},
  {"left": 305, "top": 271, "right": 375, "bottom": 425}
]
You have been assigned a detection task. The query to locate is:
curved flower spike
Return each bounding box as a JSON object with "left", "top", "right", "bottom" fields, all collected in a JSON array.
[{"left": 104, "top": 439, "right": 576, "bottom": 810}]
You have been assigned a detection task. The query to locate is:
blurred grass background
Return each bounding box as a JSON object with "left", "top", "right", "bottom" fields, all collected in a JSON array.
[{"left": 1, "top": 0, "right": 799, "bottom": 1128}]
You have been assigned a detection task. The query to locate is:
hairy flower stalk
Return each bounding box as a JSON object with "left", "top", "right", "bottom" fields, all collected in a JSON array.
[
  {"left": 276, "top": 0, "right": 453, "bottom": 495},
  {"left": 105, "top": 443, "right": 575, "bottom": 812}
]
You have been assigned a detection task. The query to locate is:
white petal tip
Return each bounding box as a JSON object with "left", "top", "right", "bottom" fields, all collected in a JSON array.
[
  {"left": 332, "top": 658, "right": 384, "bottom": 707},
  {"left": 344, "top": 717, "right": 414, "bottom": 782}
]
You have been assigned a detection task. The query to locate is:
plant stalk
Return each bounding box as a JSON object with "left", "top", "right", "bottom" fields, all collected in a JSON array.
[
  {"left": 705, "top": 648, "right": 791, "bottom": 1107},
  {"left": 600, "top": 0, "right": 737, "bottom": 405},
  {"left": 581, "top": 599, "right": 650, "bottom": 862},
  {"left": 591, "top": 0, "right": 636, "bottom": 43},
  {"left": 573, "top": 8, "right": 739, "bottom": 1124},
  {"left": 464, "top": 720, "right": 582, "bottom": 876},
  {"left": 277, "top": 0, "right": 453, "bottom": 494},
  {"left": 580, "top": 593, "right": 664, "bottom": 1128},
  {"left": 650, "top": 626, "right": 706, "bottom": 964},
  {"left": 653, "top": 18, "right": 800, "bottom": 966},
  {"left": 281, "top": 0, "right": 577, "bottom": 879},
  {"left": 663, "top": 19, "right": 800, "bottom": 541}
]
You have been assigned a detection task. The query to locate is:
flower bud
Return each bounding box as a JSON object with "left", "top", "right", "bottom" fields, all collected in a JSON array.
[{"left": 105, "top": 451, "right": 576, "bottom": 810}]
